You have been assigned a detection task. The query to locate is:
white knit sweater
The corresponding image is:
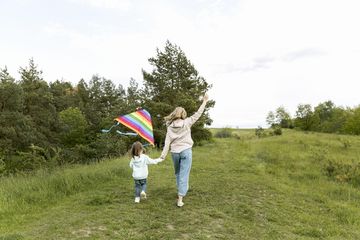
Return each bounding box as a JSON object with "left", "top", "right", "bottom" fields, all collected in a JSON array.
[{"left": 160, "top": 101, "right": 206, "bottom": 159}]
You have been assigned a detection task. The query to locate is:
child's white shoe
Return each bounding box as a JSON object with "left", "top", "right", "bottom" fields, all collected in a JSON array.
[
  {"left": 177, "top": 200, "right": 184, "bottom": 207},
  {"left": 140, "top": 191, "right": 147, "bottom": 199},
  {"left": 134, "top": 197, "right": 140, "bottom": 203}
]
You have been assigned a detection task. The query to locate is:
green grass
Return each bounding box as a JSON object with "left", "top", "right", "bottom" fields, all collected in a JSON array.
[{"left": 1, "top": 129, "right": 360, "bottom": 239}]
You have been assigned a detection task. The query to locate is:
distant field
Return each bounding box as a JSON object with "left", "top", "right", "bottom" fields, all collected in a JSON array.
[{"left": 1, "top": 129, "right": 360, "bottom": 239}]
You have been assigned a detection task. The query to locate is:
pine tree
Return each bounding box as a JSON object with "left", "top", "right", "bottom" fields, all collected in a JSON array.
[
  {"left": 19, "top": 59, "right": 58, "bottom": 145},
  {"left": 141, "top": 41, "right": 215, "bottom": 146},
  {"left": 0, "top": 67, "right": 37, "bottom": 154},
  {"left": 50, "top": 80, "right": 80, "bottom": 112},
  {"left": 77, "top": 75, "right": 126, "bottom": 133}
]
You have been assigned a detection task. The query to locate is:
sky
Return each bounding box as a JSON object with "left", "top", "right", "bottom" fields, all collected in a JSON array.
[{"left": 1, "top": 0, "right": 360, "bottom": 128}]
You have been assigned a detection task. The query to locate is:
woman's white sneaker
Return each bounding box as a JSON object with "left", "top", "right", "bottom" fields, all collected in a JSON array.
[
  {"left": 140, "top": 191, "right": 147, "bottom": 199},
  {"left": 134, "top": 197, "right": 140, "bottom": 203}
]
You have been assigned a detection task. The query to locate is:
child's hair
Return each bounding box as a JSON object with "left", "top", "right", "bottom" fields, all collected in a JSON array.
[
  {"left": 131, "top": 141, "right": 144, "bottom": 158},
  {"left": 164, "top": 107, "right": 187, "bottom": 125}
]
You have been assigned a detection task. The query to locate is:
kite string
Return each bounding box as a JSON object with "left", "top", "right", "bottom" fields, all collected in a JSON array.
[
  {"left": 116, "top": 130, "right": 138, "bottom": 136},
  {"left": 101, "top": 122, "right": 120, "bottom": 133}
]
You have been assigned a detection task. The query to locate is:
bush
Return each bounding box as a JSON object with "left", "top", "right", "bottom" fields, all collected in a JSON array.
[
  {"left": 324, "top": 159, "right": 360, "bottom": 185},
  {"left": 232, "top": 134, "right": 241, "bottom": 140},
  {"left": 89, "top": 134, "right": 128, "bottom": 159},
  {"left": 272, "top": 125, "right": 282, "bottom": 136},
  {"left": 255, "top": 126, "right": 266, "bottom": 138},
  {"left": 192, "top": 128, "right": 213, "bottom": 142},
  {"left": 310, "top": 146, "right": 329, "bottom": 162},
  {"left": 3, "top": 151, "right": 46, "bottom": 174},
  {"left": 59, "top": 145, "right": 97, "bottom": 165},
  {"left": 72, "top": 144, "right": 98, "bottom": 164},
  {"left": 338, "top": 138, "right": 351, "bottom": 149},
  {"left": 214, "top": 128, "right": 232, "bottom": 138}
]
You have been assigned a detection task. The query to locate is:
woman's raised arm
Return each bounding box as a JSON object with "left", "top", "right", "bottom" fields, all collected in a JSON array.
[{"left": 185, "top": 93, "right": 209, "bottom": 126}]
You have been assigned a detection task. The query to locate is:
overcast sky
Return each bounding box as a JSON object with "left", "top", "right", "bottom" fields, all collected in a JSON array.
[{"left": 1, "top": 0, "right": 359, "bottom": 128}]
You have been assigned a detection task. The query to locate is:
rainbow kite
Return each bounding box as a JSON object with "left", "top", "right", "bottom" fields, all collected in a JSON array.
[{"left": 102, "top": 109, "right": 154, "bottom": 146}]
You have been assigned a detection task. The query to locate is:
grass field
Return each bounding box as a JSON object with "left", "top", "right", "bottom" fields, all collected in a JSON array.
[{"left": 1, "top": 129, "right": 360, "bottom": 239}]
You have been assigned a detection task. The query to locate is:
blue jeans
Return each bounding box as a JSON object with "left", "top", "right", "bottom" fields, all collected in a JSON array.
[
  {"left": 171, "top": 148, "right": 192, "bottom": 196},
  {"left": 134, "top": 179, "right": 147, "bottom": 197}
]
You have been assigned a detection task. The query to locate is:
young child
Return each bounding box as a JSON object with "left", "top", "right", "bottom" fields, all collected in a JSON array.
[{"left": 129, "top": 141, "right": 163, "bottom": 203}]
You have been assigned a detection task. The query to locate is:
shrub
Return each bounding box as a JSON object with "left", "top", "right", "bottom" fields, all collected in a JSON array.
[
  {"left": 72, "top": 144, "right": 98, "bottom": 164},
  {"left": 214, "top": 128, "right": 232, "bottom": 138},
  {"left": 324, "top": 159, "right": 360, "bottom": 185},
  {"left": 338, "top": 138, "right": 351, "bottom": 149},
  {"left": 272, "top": 125, "right": 282, "bottom": 136},
  {"left": 3, "top": 151, "right": 46, "bottom": 174},
  {"left": 192, "top": 128, "right": 213, "bottom": 142},
  {"left": 89, "top": 134, "right": 128, "bottom": 158},
  {"left": 232, "top": 134, "right": 241, "bottom": 140},
  {"left": 309, "top": 146, "right": 329, "bottom": 162},
  {"left": 255, "top": 126, "right": 266, "bottom": 138}
]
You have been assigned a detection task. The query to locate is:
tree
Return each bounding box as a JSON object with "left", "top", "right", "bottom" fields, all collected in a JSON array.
[
  {"left": 326, "top": 107, "right": 348, "bottom": 133},
  {"left": 50, "top": 80, "right": 80, "bottom": 112},
  {"left": 275, "top": 106, "right": 292, "bottom": 128},
  {"left": 314, "top": 101, "right": 334, "bottom": 122},
  {"left": 344, "top": 106, "right": 360, "bottom": 135},
  {"left": 141, "top": 41, "right": 215, "bottom": 146},
  {"left": 125, "top": 78, "right": 141, "bottom": 112},
  {"left": 266, "top": 106, "right": 292, "bottom": 128},
  {"left": 0, "top": 67, "right": 23, "bottom": 112},
  {"left": 266, "top": 111, "right": 276, "bottom": 127},
  {"left": 0, "top": 67, "right": 46, "bottom": 173},
  {"left": 294, "top": 104, "right": 314, "bottom": 131},
  {"left": 19, "top": 59, "right": 58, "bottom": 145},
  {"left": 0, "top": 67, "right": 37, "bottom": 152},
  {"left": 77, "top": 75, "right": 126, "bottom": 133},
  {"left": 59, "top": 107, "right": 88, "bottom": 146},
  {"left": 312, "top": 101, "right": 348, "bottom": 133}
]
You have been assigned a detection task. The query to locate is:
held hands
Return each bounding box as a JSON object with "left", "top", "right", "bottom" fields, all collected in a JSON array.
[{"left": 156, "top": 157, "right": 165, "bottom": 163}]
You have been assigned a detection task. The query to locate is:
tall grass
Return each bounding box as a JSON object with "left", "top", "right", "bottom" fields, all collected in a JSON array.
[
  {"left": 1, "top": 129, "right": 360, "bottom": 239},
  {"left": 0, "top": 159, "right": 128, "bottom": 214}
]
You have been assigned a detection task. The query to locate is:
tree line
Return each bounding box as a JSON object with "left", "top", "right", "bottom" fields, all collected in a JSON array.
[
  {"left": 266, "top": 101, "right": 360, "bottom": 134},
  {"left": 0, "top": 41, "right": 215, "bottom": 175}
]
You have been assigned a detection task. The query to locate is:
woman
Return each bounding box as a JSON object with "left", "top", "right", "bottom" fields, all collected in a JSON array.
[{"left": 160, "top": 93, "right": 209, "bottom": 207}]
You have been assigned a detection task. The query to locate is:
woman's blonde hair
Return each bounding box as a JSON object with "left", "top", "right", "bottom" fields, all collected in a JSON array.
[{"left": 164, "top": 107, "right": 187, "bottom": 124}]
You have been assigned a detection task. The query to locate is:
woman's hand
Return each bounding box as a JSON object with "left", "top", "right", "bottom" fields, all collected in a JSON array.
[{"left": 203, "top": 93, "right": 209, "bottom": 103}]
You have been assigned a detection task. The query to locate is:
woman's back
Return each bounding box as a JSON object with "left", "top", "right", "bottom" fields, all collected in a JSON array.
[
  {"left": 160, "top": 98, "right": 207, "bottom": 158},
  {"left": 165, "top": 119, "right": 193, "bottom": 153}
]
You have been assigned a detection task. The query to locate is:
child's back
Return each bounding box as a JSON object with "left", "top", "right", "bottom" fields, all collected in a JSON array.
[{"left": 130, "top": 154, "right": 159, "bottom": 180}]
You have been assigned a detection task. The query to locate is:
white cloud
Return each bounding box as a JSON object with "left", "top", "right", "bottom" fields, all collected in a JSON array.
[{"left": 283, "top": 49, "right": 327, "bottom": 62}]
